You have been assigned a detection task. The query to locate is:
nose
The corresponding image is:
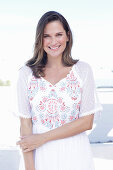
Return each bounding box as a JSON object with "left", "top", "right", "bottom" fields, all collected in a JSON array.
[{"left": 50, "top": 37, "right": 58, "bottom": 45}]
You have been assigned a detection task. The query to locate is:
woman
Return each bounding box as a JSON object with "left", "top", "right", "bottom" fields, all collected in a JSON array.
[{"left": 16, "top": 11, "right": 102, "bottom": 170}]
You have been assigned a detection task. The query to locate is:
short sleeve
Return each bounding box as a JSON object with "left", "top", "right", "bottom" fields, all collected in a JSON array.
[
  {"left": 16, "top": 66, "right": 32, "bottom": 118},
  {"left": 78, "top": 63, "right": 102, "bottom": 120}
]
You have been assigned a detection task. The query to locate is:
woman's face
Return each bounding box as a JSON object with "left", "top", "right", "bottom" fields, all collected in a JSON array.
[{"left": 43, "top": 20, "right": 69, "bottom": 59}]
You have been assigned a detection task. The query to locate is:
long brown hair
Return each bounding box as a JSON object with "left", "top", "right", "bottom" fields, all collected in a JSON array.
[{"left": 26, "top": 11, "right": 78, "bottom": 78}]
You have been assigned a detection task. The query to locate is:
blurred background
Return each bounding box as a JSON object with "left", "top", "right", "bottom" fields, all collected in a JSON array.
[{"left": 0, "top": 0, "right": 113, "bottom": 169}]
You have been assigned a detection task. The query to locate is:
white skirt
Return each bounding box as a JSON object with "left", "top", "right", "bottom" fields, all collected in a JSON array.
[{"left": 19, "top": 124, "right": 95, "bottom": 170}]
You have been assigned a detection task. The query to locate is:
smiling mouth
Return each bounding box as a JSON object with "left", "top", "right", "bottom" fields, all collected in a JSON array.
[{"left": 48, "top": 45, "right": 61, "bottom": 50}]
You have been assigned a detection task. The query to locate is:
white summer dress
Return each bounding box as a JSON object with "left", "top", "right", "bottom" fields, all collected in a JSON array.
[{"left": 17, "top": 61, "right": 102, "bottom": 170}]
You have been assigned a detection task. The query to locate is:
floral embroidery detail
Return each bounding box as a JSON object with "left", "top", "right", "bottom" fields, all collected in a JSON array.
[
  {"left": 66, "top": 71, "right": 81, "bottom": 99},
  {"left": 35, "top": 89, "right": 70, "bottom": 128},
  {"left": 28, "top": 65, "right": 82, "bottom": 129},
  {"left": 31, "top": 111, "right": 38, "bottom": 124},
  {"left": 59, "top": 84, "right": 66, "bottom": 92},
  {"left": 60, "top": 70, "right": 81, "bottom": 101},
  {"left": 69, "top": 103, "right": 80, "bottom": 121},
  {"left": 28, "top": 76, "right": 47, "bottom": 101}
]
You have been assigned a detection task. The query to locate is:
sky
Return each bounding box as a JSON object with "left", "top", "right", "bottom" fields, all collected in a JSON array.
[{"left": 0, "top": 0, "right": 113, "bottom": 80}]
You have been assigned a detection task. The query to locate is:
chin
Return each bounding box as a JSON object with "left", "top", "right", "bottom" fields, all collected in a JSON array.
[{"left": 47, "top": 53, "right": 63, "bottom": 58}]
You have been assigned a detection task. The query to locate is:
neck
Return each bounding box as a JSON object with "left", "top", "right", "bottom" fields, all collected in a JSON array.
[{"left": 46, "top": 55, "right": 64, "bottom": 69}]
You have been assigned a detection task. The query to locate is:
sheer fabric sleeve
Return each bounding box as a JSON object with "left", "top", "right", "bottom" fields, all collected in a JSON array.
[
  {"left": 16, "top": 66, "right": 32, "bottom": 118},
  {"left": 78, "top": 63, "right": 102, "bottom": 120}
]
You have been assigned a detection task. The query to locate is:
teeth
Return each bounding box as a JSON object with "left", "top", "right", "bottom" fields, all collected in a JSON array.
[{"left": 49, "top": 46, "right": 60, "bottom": 50}]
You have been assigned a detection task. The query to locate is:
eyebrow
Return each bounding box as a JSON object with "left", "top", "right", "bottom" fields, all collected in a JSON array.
[{"left": 44, "top": 32, "right": 64, "bottom": 35}]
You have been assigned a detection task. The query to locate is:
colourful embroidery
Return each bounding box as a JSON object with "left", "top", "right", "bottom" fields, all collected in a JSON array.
[
  {"left": 28, "top": 76, "right": 47, "bottom": 101},
  {"left": 28, "top": 66, "right": 82, "bottom": 129},
  {"left": 35, "top": 89, "right": 70, "bottom": 128}
]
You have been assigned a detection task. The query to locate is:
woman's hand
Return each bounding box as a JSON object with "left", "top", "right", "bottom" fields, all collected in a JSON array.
[{"left": 16, "top": 133, "right": 47, "bottom": 152}]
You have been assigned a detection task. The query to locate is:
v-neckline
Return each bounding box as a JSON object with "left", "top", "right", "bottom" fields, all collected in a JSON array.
[{"left": 40, "top": 64, "right": 74, "bottom": 87}]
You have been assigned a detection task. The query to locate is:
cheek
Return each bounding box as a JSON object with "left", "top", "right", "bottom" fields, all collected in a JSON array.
[
  {"left": 43, "top": 39, "right": 50, "bottom": 47},
  {"left": 59, "top": 36, "right": 67, "bottom": 44}
]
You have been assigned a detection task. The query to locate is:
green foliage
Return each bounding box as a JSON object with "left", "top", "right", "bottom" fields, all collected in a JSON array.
[{"left": 0, "top": 79, "right": 11, "bottom": 86}]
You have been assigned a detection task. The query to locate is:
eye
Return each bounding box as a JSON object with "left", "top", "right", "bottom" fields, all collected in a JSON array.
[
  {"left": 43, "top": 34, "right": 50, "bottom": 38},
  {"left": 56, "top": 33, "right": 62, "bottom": 36}
]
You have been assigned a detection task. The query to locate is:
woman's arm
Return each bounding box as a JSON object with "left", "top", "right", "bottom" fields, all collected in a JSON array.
[
  {"left": 19, "top": 118, "right": 35, "bottom": 170},
  {"left": 44, "top": 114, "right": 94, "bottom": 142},
  {"left": 17, "top": 114, "right": 94, "bottom": 152}
]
